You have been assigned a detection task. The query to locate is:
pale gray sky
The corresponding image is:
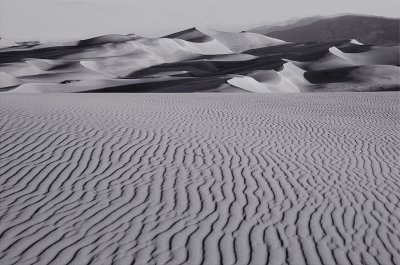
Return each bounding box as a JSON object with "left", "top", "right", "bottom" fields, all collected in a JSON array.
[{"left": 1, "top": 0, "right": 399, "bottom": 41}]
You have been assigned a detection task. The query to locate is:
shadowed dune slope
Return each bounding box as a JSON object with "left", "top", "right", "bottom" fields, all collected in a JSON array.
[
  {"left": 0, "top": 93, "right": 399, "bottom": 265},
  {"left": 227, "top": 63, "right": 308, "bottom": 93},
  {"left": 164, "top": 27, "right": 213, "bottom": 43},
  {"left": 0, "top": 28, "right": 399, "bottom": 92},
  {"left": 77, "top": 34, "right": 141, "bottom": 47}
]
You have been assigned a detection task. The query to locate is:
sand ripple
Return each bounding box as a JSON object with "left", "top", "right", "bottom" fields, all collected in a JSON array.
[{"left": 0, "top": 93, "right": 399, "bottom": 265}]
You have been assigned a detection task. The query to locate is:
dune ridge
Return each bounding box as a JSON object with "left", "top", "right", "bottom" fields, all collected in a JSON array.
[
  {"left": 0, "top": 93, "right": 399, "bottom": 265},
  {"left": 0, "top": 28, "right": 399, "bottom": 92},
  {"left": 195, "top": 28, "right": 286, "bottom": 53}
]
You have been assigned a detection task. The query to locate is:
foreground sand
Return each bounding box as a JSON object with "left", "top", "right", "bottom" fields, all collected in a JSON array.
[{"left": 0, "top": 93, "right": 399, "bottom": 265}]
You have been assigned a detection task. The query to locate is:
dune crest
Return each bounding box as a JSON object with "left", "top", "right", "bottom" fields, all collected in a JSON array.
[
  {"left": 172, "top": 38, "right": 233, "bottom": 55},
  {"left": 165, "top": 27, "right": 213, "bottom": 43},
  {"left": 227, "top": 64, "right": 307, "bottom": 93},
  {"left": 195, "top": 28, "right": 286, "bottom": 53},
  {"left": 228, "top": 75, "right": 272, "bottom": 93},
  {"left": 329, "top": 46, "right": 400, "bottom": 65},
  {"left": 350, "top": 39, "right": 363, "bottom": 45},
  {"left": 0, "top": 38, "right": 17, "bottom": 49},
  {"left": 0, "top": 28, "right": 399, "bottom": 92},
  {"left": 78, "top": 34, "right": 141, "bottom": 46}
]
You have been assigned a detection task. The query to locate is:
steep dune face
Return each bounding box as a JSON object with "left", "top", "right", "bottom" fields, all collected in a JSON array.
[
  {"left": 329, "top": 46, "right": 400, "bottom": 66},
  {"left": 228, "top": 76, "right": 272, "bottom": 93},
  {"left": 77, "top": 34, "right": 141, "bottom": 46},
  {"left": 227, "top": 44, "right": 400, "bottom": 93},
  {"left": 164, "top": 27, "right": 213, "bottom": 43},
  {"left": 0, "top": 30, "right": 399, "bottom": 92},
  {"left": 1, "top": 93, "right": 399, "bottom": 265},
  {"left": 228, "top": 63, "right": 309, "bottom": 93},
  {"left": 306, "top": 65, "right": 400, "bottom": 91},
  {"left": 350, "top": 39, "right": 363, "bottom": 45},
  {"left": 305, "top": 51, "right": 357, "bottom": 71},
  {"left": 172, "top": 38, "right": 233, "bottom": 55},
  {"left": 248, "top": 70, "right": 303, "bottom": 92},
  {"left": 78, "top": 39, "right": 196, "bottom": 77},
  {"left": 278, "top": 61, "right": 310, "bottom": 90},
  {"left": 76, "top": 38, "right": 232, "bottom": 77}
]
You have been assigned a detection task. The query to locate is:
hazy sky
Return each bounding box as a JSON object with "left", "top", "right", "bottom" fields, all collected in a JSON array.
[{"left": 1, "top": 0, "right": 399, "bottom": 41}]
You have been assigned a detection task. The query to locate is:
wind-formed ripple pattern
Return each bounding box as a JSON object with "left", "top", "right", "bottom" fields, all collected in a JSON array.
[{"left": 0, "top": 93, "right": 399, "bottom": 265}]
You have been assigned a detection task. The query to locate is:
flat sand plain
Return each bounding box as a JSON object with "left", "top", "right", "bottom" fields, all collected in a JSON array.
[{"left": 0, "top": 93, "right": 399, "bottom": 265}]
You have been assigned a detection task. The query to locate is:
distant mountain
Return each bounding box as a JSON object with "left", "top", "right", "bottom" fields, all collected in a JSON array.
[
  {"left": 250, "top": 16, "right": 323, "bottom": 35},
  {"left": 251, "top": 15, "right": 400, "bottom": 46},
  {"left": 1, "top": 21, "right": 399, "bottom": 93}
]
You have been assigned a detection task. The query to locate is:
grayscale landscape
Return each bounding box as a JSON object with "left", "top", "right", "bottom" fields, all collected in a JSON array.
[
  {"left": 0, "top": 0, "right": 400, "bottom": 264},
  {"left": 1, "top": 93, "right": 399, "bottom": 265},
  {"left": 0, "top": 15, "right": 399, "bottom": 93}
]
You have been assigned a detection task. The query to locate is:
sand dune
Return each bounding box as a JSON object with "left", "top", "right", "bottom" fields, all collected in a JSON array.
[
  {"left": 9, "top": 76, "right": 193, "bottom": 93},
  {"left": 227, "top": 45, "right": 400, "bottom": 93},
  {"left": 0, "top": 93, "right": 399, "bottom": 265},
  {"left": 0, "top": 72, "right": 22, "bottom": 88},
  {"left": 10, "top": 80, "right": 124, "bottom": 93},
  {"left": 304, "top": 51, "right": 356, "bottom": 71},
  {"left": 199, "top": 53, "right": 257, "bottom": 62},
  {"left": 167, "top": 27, "right": 286, "bottom": 53},
  {"left": 172, "top": 38, "right": 233, "bottom": 55},
  {"left": 0, "top": 62, "right": 43, "bottom": 78},
  {"left": 277, "top": 61, "right": 310, "bottom": 90},
  {"left": 77, "top": 40, "right": 193, "bottom": 77},
  {"left": 164, "top": 27, "right": 213, "bottom": 43},
  {"left": 196, "top": 28, "right": 286, "bottom": 53},
  {"left": 350, "top": 39, "right": 363, "bottom": 45},
  {"left": 78, "top": 34, "right": 141, "bottom": 46},
  {"left": 26, "top": 59, "right": 75, "bottom": 71},
  {"left": 228, "top": 61, "right": 313, "bottom": 93},
  {"left": 329, "top": 46, "right": 400, "bottom": 66},
  {"left": 228, "top": 76, "right": 272, "bottom": 93},
  {"left": 76, "top": 37, "right": 233, "bottom": 77},
  {"left": 306, "top": 65, "right": 400, "bottom": 91},
  {"left": 0, "top": 38, "right": 17, "bottom": 49},
  {"left": 228, "top": 67, "right": 305, "bottom": 93},
  {"left": 0, "top": 32, "right": 399, "bottom": 92}
]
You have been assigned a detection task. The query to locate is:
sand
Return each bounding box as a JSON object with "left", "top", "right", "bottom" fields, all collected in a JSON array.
[
  {"left": 2, "top": 30, "right": 398, "bottom": 93},
  {"left": 1, "top": 93, "right": 399, "bottom": 265}
]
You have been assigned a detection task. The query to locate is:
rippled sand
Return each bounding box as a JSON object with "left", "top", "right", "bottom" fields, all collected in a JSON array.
[{"left": 1, "top": 93, "right": 399, "bottom": 265}]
